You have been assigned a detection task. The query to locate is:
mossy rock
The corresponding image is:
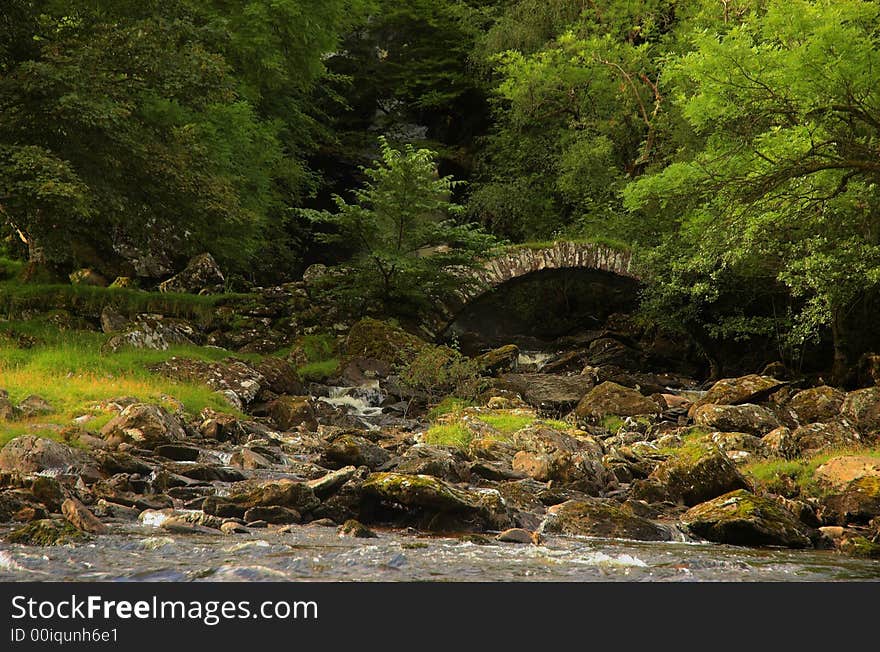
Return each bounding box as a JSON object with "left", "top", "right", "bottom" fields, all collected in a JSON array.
[
  {"left": 787, "top": 386, "right": 845, "bottom": 425},
  {"left": 633, "top": 445, "right": 750, "bottom": 506},
  {"left": 474, "top": 345, "right": 519, "bottom": 376},
  {"left": 820, "top": 476, "right": 880, "bottom": 525},
  {"left": 838, "top": 535, "right": 880, "bottom": 558},
  {"left": 343, "top": 318, "right": 427, "bottom": 366},
  {"left": 574, "top": 382, "right": 660, "bottom": 422},
  {"left": 681, "top": 490, "right": 815, "bottom": 548},
  {"left": 541, "top": 499, "right": 672, "bottom": 542},
  {"left": 841, "top": 386, "right": 880, "bottom": 433},
  {"left": 203, "top": 480, "right": 320, "bottom": 519},
  {"left": 7, "top": 519, "right": 90, "bottom": 546},
  {"left": 692, "top": 404, "right": 780, "bottom": 436},
  {"left": 689, "top": 375, "right": 785, "bottom": 416}
]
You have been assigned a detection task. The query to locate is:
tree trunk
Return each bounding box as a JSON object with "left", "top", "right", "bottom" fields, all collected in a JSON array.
[{"left": 831, "top": 307, "right": 853, "bottom": 387}]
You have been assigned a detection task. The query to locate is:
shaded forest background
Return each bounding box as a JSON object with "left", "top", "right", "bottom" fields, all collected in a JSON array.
[{"left": 2, "top": 0, "right": 880, "bottom": 382}]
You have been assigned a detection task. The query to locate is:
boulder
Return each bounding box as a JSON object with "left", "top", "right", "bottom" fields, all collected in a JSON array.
[
  {"left": 0, "top": 436, "right": 99, "bottom": 476},
  {"left": 475, "top": 345, "right": 519, "bottom": 376},
  {"left": 100, "top": 403, "right": 187, "bottom": 449},
  {"left": 787, "top": 386, "right": 845, "bottom": 425},
  {"left": 817, "top": 458, "right": 880, "bottom": 525},
  {"left": 306, "top": 466, "right": 358, "bottom": 499},
  {"left": 692, "top": 404, "right": 780, "bottom": 436},
  {"left": 243, "top": 506, "right": 301, "bottom": 525},
  {"left": 681, "top": 490, "right": 815, "bottom": 548},
  {"left": 16, "top": 395, "right": 53, "bottom": 418},
  {"left": 760, "top": 427, "right": 799, "bottom": 459},
  {"left": 61, "top": 498, "right": 107, "bottom": 534},
  {"left": 158, "top": 253, "right": 225, "bottom": 294},
  {"left": 149, "top": 358, "right": 264, "bottom": 407},
  {"left": 337, "top": 519, "right": 377, "bottom": 538},
  {"left": 362, "top": 472, "right": 509, "bottom": 530},
  {"left": 510, "top": 427, "right": 614, "bottom": 494},
  {"left": 6, "top": 519, "right": 90, "bottom": 546},
  {"left": 689, "top": 375, "right": 785, "bottom": 415},
  {"left": 102, "top": 315, "right": 198, "bottom": 353},
  {"left": 493, "top": 373, "right": 595, "bottom": 414},
  {"left": 254, "top": 357, "right": 305, "bottom": 397},
  {"left": 394, "top": 445, "right": 470, "bottom": 483},
  {"left": 268, "top": 396, "right": 317, "bottom": 431},
  {"left": 541, "top": 499, "right": 672, "bottom": 542},
  {"left": 573, "top": 382, "right": 660, "bottom": 422},
  {"left": 321, "top": 435, "right": 392, "bottom": 471},
  {"left": 633, "top": 446, "right": 750, "bottom": 506},
  {"left": 841, "top": 386, "right": 880, "bottom": 433},
  {"left": 793, "top": 422, "right": 860, "bottom": 455},
  {"left": 202, "top": 480, "right": 320, "bottom": 519},
  {"left": 343, "top": 318, "right": 427, "bottom": 367},
  {"left": 0, "top": 489, "right": 49, "bottom": 522},
  {"left": 0, "top": 390, "right": 16, "bottom": 421}
]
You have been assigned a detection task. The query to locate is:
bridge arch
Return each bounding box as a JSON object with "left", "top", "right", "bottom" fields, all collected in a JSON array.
[{"left": 424, "top": 241, "right": 639, "bottom": 339}]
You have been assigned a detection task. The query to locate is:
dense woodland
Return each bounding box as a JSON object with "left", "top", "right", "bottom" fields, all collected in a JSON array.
[{"left": 2, "top": 0, "right": 880, "bottom": 381}]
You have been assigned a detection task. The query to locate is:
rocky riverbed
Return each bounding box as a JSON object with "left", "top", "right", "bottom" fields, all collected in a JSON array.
[{"left": 2, "top": 310, "right": 880, "bottom": 581}]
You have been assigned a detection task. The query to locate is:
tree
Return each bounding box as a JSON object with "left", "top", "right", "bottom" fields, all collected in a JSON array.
[
  {"left": 304, "top": 137, "right": 498, "bottom": 316},
  {"left": 624, "top": 0, "right": 880, "bottom": 382}
]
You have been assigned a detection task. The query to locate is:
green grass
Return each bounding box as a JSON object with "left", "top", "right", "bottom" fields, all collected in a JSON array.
[
  {"left": 743, "top": 447, "right": 880, "bottom": 497},
  {"left": 426, "top": 397, "right": 475, "bottom": 421},
  {"left": 478, "top": 413, "right": 536, "bottom": 434},
  {"left": 297, "top": 358, "right": 339, "bottom": 382},
  {"left": 423, "top": 422, "right": 473, "bottom": 448},
  {"left": 0, "top": 277, "right": 253, "bottom": 324},
  {"left": 0, "top": 319, "right": 243, "bottom": 446}
]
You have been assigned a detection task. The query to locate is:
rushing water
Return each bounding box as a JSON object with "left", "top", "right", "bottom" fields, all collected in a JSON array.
[{"left": 1, "top": 524, "right": 878, "bottom": 582}]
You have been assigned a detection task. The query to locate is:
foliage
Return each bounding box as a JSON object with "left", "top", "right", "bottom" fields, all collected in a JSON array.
[
  {"left": 304, "top": 137, "right": 498, "bottom": 315},
  {"left": 398, "top": 345, "right": 485, "bottom": 403},
  {"left": 624, "top": 0, "right": 880, "bottom": 378}
]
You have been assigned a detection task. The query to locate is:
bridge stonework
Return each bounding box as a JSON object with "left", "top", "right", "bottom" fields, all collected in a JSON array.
[{"left": 424, "top": 241, "right": 639, "bottom": 338}]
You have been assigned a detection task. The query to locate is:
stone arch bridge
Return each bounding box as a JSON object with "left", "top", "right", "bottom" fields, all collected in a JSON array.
[{"left": 423, "top": 241, "right": 640, "bottom": 338}]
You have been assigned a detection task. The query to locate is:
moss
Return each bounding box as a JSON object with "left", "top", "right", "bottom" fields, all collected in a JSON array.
[
  {"left": 840, "top": 536, "right": 880, "bottom": 558},
  {"left": 424, "top": 423, "right": 472, "bottom": 448},
  {"left": 478, "top": 413, "right": 535, "bottom": 434},
  {"left": 297, "top": 358, "right": 339, "bottom": 382},
  {"left": 427, "top": 397, "right": 474, "bottom": 421},
  {"left": 600, "top": 415, "right": 625, "bottom": 432},
  {"left": 6, "top": 519, "right": 90, "bottom": 546},
  {"left": 742, "top": 447, "right": 880, "bottom": 498}
]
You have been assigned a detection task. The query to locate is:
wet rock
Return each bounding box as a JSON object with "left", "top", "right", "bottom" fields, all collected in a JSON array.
[
  {"left": 0, "top": 435, "right": 100, "bottom": 476},
  {"left": 158, "top": 253, "right": 225, "bottom": 294},
  {"left": 496, "top": 528, "right": 537, "bottom": 544},
  {"left": 220, "top": 521, "right": 249, "bottom": 535},
  {"left": 150, "top": 359, "right": 264, "bottom": 408},
  {"left": 792, "top": 422, "right": 860, "bottom": 455},
  {"left": 229, "top": 448, "right": 274, "bottom": 470},
  {"left": 154, "top": 444, "right": 201, "bottom": 462},
  {"left": 0, "top": 489, "right": 49, "bottom": 522},
  {"left": 93, "top": 499, "right": 140, "bottom": 520},
  {"left": 321, "top": 434, "right": 392, "bottom": 470},
  {"left": 100, "top": 404, "right": 186, "bottom": 449},
  {"left": 585, "top": 337, "right": 643, "bottom": 369},
  {"left": 541, "top": 499, "right": 672, "bottom": 541},
  {"left": 7, "top": 518, "right": 90, "bottom": 546},
  {"left": 633, "top": 446, "right": 750, "bottom": 506},
  {"left": 394, "top": 445, "right": 470, "bottom": 483},
  {"left": 160, "top": 518, "right": 218, "bottom": 535},
  {"left": 841, "top": 387, "right": 880, "bottom": 433},
  {"left": 307, "top": 466, "right": 358, "bottom": 498},
  {"left": 761, "top": 427, "right": 799, "bottom": 459},
  {"left": 689, "top": 375, "right": 785, "bottom": 415},
  {"left": 338, "top": 519, "right": 377, "bottom": 538},
  {"left": 308, "top": 518, "right": 338, "bottom": 528},
  {"left": 362, "top": 472, "right": 510, "bottom": 530},
  {"left": 838, "top": 535, "right": 880, "bottom": 558},
  {"left": 243, "top": 506, "right": 301, "bottom": 525},
  {"left": 681, "top": 490, "right": 815, "bottom": 548},
  {"left": 787, "top": 386, "right": 845, "bottom": 425},
  {"left": 493, "top": 373, "right": 595, "bottom": 414},
  {"left": 61, "top": 498, "right": 107, "bottom": 534},
  {"left": 475, "top": 345, "right": 519, "bottom": 376},
  {"left": 202, "top": 480, "right": 320, "bottom": 519},
  {"left": 268, "top": 396, "right": 317, "bottom": 431},
  {"left": 339, "top": 357, "right": 393, "bottom": 385},
  {"left": 573, "top": 382, "right": 660, "bottom": 422},
  {"left": 692, "top": 404, "right": 780, "bottom": 436}
]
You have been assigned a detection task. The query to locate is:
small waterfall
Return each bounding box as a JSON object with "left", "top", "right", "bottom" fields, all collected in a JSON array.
[
  {"left": 517, "top": 351, "right": 555, "bottom": 370},
  {"left": 320, "top": 381, "right": 385, "bottom": 417}
]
